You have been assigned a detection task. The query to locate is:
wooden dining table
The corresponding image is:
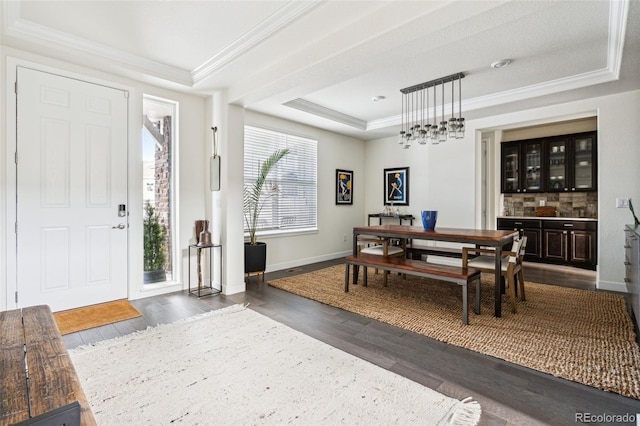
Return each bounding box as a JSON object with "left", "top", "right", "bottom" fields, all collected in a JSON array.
[{"left": 353, "top": 224, "right": 518, "bottom": 317}]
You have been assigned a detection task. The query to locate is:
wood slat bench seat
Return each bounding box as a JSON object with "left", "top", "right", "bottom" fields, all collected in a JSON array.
[
  {"left": 344, "top": 254, "right": 481, "bottom": 324},
  {"left": 0, "top": 305, "right": 96, "bottom": 426}
]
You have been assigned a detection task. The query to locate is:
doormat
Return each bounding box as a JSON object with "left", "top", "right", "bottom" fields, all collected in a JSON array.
[{"left": 54, "top": 299, "right": 142, "bottom": 335}]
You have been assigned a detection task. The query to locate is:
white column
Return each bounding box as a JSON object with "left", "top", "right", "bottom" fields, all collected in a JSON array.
[{"left": 209, "top": 92, "right": 245, "bottom": 295}]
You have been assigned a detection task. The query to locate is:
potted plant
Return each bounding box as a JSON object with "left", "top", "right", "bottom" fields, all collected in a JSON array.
[
  {"left": 243, "top": 148, "right": 290, "bottom": 274},
  {"left": 143, "top": 202, "right": 167, "bottom": 283}
]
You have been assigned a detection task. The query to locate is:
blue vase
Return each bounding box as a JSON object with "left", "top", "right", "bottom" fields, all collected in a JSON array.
[{"left": 421, "top": 210, "right": 438, "bottom": 230}]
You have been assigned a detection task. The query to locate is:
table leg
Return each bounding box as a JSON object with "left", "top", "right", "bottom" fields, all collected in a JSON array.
[
  {"left": 494, "top": 244, "right": 502, "bottom": 317},
  {"left": 352, "top": 233, "right": 358, "bottom": 284},
  {"left": 462, "top": 282, "right": 469, "bottom": 325},
  {"left": 475, "top": 277, "right": 481, "bottom": 315},
  {"left": 344, "top": 263, "right": 350, "bottom": 292}
]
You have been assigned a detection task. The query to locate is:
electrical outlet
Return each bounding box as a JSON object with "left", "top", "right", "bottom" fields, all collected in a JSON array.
[
  {"left": 343, "top": 234, "right": 347, "bottom": 242},
  {"left": 616, "top": 197, "right": 629, "bottom": 208}
]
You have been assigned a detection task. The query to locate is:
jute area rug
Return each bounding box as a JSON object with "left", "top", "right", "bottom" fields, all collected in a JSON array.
[
  {"left": 69, "top": 305, "right": 481, "bottom": 425},
  {"left": 54, "top": 299, "right": 141, "bottom": 335},
  {"left": 269, "top": 264, "right": 640, "bottom": 400}
]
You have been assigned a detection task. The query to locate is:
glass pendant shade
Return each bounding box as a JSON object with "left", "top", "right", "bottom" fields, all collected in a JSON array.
[
  {"left": 448, "top": 118, "right": 457, "bottom": 134},
  {"left": 438, "top": 122, "right": 447, "bottom": 142},
  {"left": 456, "top": 118, "right": 465, "bottom": 139}
]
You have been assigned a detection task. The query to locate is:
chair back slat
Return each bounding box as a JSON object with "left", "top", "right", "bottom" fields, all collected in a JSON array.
[{"left": 508, "top": 237, "right": 523, "bottom": 264}]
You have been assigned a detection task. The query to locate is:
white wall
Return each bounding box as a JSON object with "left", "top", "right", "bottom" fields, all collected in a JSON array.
[
  {"left": 364, "top": 133, "right": 477, "bottom": 246},
  {"left": 365, "top": 90, "right": 640, "bottom": 292},
  {"left": 1, "top": 47, "right": 207, "bottom": 310},
  {"left": 244, "top": 111, "right": 366, "bottom": 272}
]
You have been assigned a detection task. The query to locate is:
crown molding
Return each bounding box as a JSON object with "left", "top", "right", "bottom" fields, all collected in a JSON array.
[
  {"left": 284, "top": 98, "right": 367, "bottom": 130},
  {"left": 366, "top": 68, "right": 617, "bottom": 131},
  {"left": 311, "top": 0, "right": 631, "bottom": 135},
  {"left": 608, "top": 0, "right": 629, "bottom": 78},
  {"left": 2, "top": 1, "right": 193, "bottom": 86},
  {"left": 191, "top": 1, "right": 323, "bottom": 85}
]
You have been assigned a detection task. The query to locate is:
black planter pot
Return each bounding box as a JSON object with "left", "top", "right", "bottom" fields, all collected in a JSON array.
[
  {"left": 144, "top": 269, "right": 166, "bottom": 284},
  {"left": 244, "top": 242, "right": 267, "bottom": 273}
]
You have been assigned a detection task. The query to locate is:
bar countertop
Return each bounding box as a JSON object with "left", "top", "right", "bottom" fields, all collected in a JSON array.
[{"left": 497, "top": 216, "right": 597, "bottom": 222}]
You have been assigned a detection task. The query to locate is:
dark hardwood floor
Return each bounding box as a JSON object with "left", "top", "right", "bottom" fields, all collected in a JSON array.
[{"left": 63, "top": 260, "right": 640, "bottom": 426}]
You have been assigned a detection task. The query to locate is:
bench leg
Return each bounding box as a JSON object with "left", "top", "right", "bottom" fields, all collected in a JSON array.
[
  {"left": 474, "top": 277, "right": 481, "bottom": 315},
  {"left": 363, "top": 267, "right": 368, "bottom": 287},
  {"left": 462, "top": 282, "right": 469, "bottom": 325},
  {"left": 344, "top": 263, "right": 350, "bottom": 292},
  {"left": 353, "top": 265, "right": 359, "bottom": 285}
]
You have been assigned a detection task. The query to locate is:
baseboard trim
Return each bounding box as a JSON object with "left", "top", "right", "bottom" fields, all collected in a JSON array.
[
  {"left": 267, "top": 251, "right": 350, "bottom": 273},
  {"left": 597, "top": 280, "right": 628, "bottom": 293}
]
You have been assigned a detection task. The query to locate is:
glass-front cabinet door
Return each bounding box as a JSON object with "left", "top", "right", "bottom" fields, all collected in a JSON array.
[
  {"left": 523, "top": 140, "right": 543, "bottom": 192},
  {"left": 572, "top": 133, "right": 596, "bottom": 191},
  {"left": 501, "top": 142, "right": 520, "bottom": 193},
  {"left": 546, "top": 137, "right": 568, "bottom": 192}
]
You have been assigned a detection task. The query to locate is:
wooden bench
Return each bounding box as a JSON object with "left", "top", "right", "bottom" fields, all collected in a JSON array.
[
  {"left": 0, "top": 305, "right": 96, "bottom": 426},
  {"left": 344, "top": 254, "right": 481, "bottom": 324}
]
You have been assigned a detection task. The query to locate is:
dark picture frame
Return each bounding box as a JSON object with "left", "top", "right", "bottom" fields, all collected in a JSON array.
[
  {"left": 383, "top": 167, "right": 409, "bottom": 206},
  {"left": 336, "top": 169, "right": 353, "bottom": 205}
]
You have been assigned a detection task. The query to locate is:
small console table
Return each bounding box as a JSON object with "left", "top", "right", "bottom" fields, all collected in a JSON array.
[
  {"left": 368, "top": 213, "right": 415, "bottom": 226},
  {"left": 188, "top": 244, "right": 222, "bottom": 297}
]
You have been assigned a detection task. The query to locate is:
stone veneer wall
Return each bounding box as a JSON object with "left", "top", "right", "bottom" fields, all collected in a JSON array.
[
  {"left": 503, "top": 192, "right": 598, "bottom": 218},
  {"left": 155, "top": 116, "right": 172, "bottom": 272}
]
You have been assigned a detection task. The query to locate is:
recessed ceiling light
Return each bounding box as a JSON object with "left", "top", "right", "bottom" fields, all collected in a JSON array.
[
  {"left": 491, "top": 59, "right": 511, "bottom": 69},
  {"left": 371, "top": 96, "right": 386, "bottom": 102}
]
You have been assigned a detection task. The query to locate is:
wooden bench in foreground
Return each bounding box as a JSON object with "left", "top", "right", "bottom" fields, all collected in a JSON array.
[
  {"left": 0, "top": 305, "right": 96, "bottom": 426},
  {"left": 344, "top": 254, "right": 481, "bottom": 324}
]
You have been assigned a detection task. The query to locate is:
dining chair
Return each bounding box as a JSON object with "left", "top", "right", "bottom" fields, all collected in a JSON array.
[
  {"left": 462, "top": 236, "right": 526, "bottom": 314},
  {"left": 358, "top": 236, "right": 406, "bottom": 286}
]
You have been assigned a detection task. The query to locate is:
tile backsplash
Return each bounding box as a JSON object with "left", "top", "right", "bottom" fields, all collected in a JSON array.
[{"left": 502, "top": 192, "right": 597, "bottom": 218}]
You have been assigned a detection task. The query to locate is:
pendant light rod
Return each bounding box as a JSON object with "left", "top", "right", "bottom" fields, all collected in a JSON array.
[{"left": 400, "top": 72, "right": 465, "bottom": 94}]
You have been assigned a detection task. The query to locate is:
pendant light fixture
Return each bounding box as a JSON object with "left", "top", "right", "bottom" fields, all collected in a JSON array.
[{"left": 398, "top": 72, "right": 465, "bottom": 148}]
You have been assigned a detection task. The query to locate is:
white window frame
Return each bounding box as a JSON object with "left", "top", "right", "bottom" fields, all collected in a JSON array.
[{"left": 244, "top": 125, "right": 318, "bottom": 239}]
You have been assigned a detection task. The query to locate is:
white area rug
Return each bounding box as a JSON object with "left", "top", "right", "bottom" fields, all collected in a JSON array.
[{"left": 70, "top": 304, "right": 480, "bottom": 425}]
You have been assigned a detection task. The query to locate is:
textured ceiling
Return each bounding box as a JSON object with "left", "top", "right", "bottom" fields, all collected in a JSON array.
[{"left": 2, "top": 0, "right": 638, "bottom": 140}]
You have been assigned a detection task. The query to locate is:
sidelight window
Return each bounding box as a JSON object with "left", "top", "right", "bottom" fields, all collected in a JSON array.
[{"left": 142, "top": 96, "right": 177, "bottom": 285}]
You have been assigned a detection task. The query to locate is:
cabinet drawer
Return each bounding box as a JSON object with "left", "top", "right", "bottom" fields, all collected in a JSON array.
[
  {"left": 497, "top": 218, "right": 542, "bottom": 229},
  {"left": 542, "top": 220, "right": 596, "bottom": 231}
]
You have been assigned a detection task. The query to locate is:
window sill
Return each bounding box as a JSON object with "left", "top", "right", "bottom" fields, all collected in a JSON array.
[{"left": 246, "top": 227, "right": 318, "bottom": 241}]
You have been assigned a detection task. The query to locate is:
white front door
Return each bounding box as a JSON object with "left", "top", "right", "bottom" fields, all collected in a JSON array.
[{"left": 16, "top": 67, "right": 128, "bottom": 312}]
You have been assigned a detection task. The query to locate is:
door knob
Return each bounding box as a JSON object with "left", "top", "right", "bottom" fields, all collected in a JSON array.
[{"left": 112, "top": 223, "right": 126, "bottom": 229}]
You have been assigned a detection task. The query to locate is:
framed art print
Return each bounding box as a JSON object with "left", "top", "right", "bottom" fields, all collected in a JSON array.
[
  {"left": 336, "top": 169, "right": 353, "bottom": 205},
  {"left": 384, "top": 167, "right": 409, "bottom": 205}
]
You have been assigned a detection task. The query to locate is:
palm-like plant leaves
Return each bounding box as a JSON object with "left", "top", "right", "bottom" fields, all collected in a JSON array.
[
  {"left": 244, "top": 148, "right": 290, "bottom": 245},
  {"left": 630, "top": 199, "right": 640, "bottom": 226}
]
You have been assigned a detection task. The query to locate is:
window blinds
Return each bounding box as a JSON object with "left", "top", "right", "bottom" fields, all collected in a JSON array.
[{"left": 244, "top": 125, "right": 318, "bottom": 234}]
